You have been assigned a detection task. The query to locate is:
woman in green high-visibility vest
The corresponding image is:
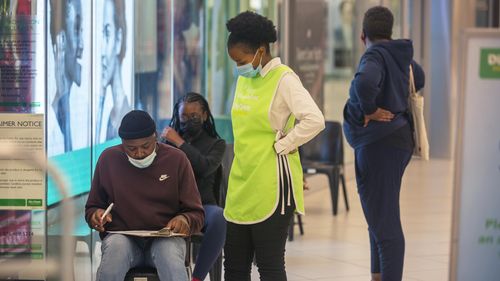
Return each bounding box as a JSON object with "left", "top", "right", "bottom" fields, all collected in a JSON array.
[{"left": 223, "top": 11, "right": 325, "bottom": 281}]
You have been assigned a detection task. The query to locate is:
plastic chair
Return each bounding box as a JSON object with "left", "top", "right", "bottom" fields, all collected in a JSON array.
[
  {"left": 220, "top": 143, "right": 234, "bottom": 209},
  {"left": 124, "top": 267, "right": 160, "bottom": 281},
  {"left": 288, "top": 213, "right": 304, "bottom": 241},
  {"left": 300, "top": 121, "right": 349, "bottom": 216}
]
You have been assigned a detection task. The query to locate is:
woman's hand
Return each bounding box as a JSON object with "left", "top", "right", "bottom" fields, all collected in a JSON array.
[
  {"left": 276, "top": 132, "right": 298, "bottom": 154},
  {"left": 364, "top": 108, "right": 394, "bottom": 127},
  {"left": 161, "top": 126, "right": 185, "bottom": 147}
]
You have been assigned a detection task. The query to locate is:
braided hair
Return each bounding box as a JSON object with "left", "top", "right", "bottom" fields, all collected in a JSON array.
[{"left": 170, "top": 92, "right": 220, "bottom": 139}]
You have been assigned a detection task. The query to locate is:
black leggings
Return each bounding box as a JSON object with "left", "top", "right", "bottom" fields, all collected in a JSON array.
[
  {"left": 224, "top": 154, "right": 296, "bottom": 281},
  {"left": 224, "top": 202, "right": 294, "bottom": 281},
  {"left": 224, "top": 157, "right": 296, "bottom": 281}
]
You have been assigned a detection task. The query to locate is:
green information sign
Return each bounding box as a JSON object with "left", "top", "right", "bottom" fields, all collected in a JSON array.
[
  {"left": 0, "top": 199, "right": 43, "bottom": 207},
  {"left": 480, "top": 48, "right": 500, "bottom": 79},
  {"left": 27, "top": 199, "right": 43, "bottom": 207},
  {"left": 0, "top": 199, "right": 26, "bottom": 207}
]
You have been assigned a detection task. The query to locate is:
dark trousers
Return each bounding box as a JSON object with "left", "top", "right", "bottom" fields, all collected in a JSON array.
[
  {"left": 355, "top": 142, "right": 412, "bottom": 281},
  {"left": 224, "top": 204, "right": 294, "bottom": 281},
  {"left": 192, "top": 204, "right": 227, "bottom": 280}
]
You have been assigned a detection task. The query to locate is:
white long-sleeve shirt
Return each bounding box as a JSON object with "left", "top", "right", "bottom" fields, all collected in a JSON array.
[{"left": 258, "top": 57, "right": 325, "bottom": 155}]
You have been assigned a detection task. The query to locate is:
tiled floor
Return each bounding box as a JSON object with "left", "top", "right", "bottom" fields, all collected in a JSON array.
[{"left": 244, "top": 158, "right": 454, "bottom": 281}]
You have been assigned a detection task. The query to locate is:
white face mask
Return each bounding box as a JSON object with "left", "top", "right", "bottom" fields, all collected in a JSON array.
[{"left": 127, "top": 149, "right": 157, "bottom": 169}]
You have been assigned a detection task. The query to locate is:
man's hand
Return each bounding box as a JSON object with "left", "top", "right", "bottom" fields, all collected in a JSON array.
[
  {"left": 90, "top": 209, "right": 112, "bottom": 232},
  {"left": 364, "top": 108, "right": 394, "bottom": 127},
  {"left": 166, "top": 215, "right": 190, "bottom": 235},
  {"left": 161, "top": 127, "right": 185, "bottom": 147}
]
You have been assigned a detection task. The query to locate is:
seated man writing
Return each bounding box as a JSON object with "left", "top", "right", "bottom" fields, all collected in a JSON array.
[{"left": 85, "top": 110, "right": 204, "bottom": 281}]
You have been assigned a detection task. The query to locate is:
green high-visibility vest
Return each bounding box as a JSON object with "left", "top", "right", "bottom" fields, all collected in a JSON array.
[{"left": 224, "top": 65, "right": 304, "bottom": 224}]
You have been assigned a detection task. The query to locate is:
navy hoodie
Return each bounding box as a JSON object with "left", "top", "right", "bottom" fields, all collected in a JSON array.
[{"left": 343, "top": 39, "right": 425, "bottom": 149}]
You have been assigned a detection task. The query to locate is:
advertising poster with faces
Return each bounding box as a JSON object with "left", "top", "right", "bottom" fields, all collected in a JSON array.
[
  {"left": 46, "top": 0, "right": 91, "bottom": 156},
  {"left": 45, "top": 1, "right": 92, "bottom": 247},
  {"left": 93, "top": 0, "right": 134, "bottom": 144}
]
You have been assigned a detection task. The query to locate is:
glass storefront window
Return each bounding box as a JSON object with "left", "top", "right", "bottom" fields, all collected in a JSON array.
[
  {"left": 475, "top": 0, "right": 500, "bottom": 27},
  {"left": 0, "top": 1, "right": 47, "bottom": 280},
  {"left": 46, "top": 0, "right": 93, "bottom": 279},
  {"left": 325, "top": 0, "right": 355, "bottom": 79},
  {"left": 205, "top": 0, "right": 280, "bottom": 118},
  {"left": 0, "top": 0, "right": 44, "bottom": 113},
  {"left": 135, "top": 0, "right": 204, "bottom": 128},
  {"left": 134, "top": 0, "right": 168, "bottom": 124},
  {"left": 93, "top": 0, "right": 134, "bottom": 145},
  {"left": 172, "top": 0, "right": 204, "bottom": 103}
]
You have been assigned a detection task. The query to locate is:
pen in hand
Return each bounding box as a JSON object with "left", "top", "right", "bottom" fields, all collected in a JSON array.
[{"left": 100, "top": 203, "right": 114, "bottom": 224}]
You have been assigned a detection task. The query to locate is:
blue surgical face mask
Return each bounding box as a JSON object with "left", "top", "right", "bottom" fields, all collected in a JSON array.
[
  {"left": 236, "top": 50, "right": 262, "bottom": 78},
  {"left": 127, "top": 149, "right": 157, "bottom": 169}
]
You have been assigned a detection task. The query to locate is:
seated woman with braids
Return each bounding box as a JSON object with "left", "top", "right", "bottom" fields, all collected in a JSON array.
[{"left": 161, "top": 92, "right": 227, "bottom": 281}]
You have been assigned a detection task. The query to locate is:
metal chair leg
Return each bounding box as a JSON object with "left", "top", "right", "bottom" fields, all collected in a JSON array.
[
  {"left": 326, "top": 169, "right": 340, "bottom": 215},
  {"left": 288, "top": 215, "right": 295, "bottom": 241},
  {"left": 340, "top": 173, "right": 349, "bottom": 211},
  {"left": 297, "top": 214, "right": 304, "bottom": 235}
]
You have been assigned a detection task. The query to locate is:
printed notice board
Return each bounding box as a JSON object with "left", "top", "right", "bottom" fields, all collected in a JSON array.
[
  {"left": 0, "top": 113, "right": 45, "bottom": 210},
  {"left": 450, "top": 29, "right": 500, "bottom": 281}
]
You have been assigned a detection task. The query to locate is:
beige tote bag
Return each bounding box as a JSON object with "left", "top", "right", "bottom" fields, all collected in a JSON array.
[{"left": 409, "top": 65, "right": 429, "bottom": 160}]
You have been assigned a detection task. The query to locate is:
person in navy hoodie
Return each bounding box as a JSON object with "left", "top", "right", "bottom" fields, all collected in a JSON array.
[{"left": 343, "top": 6, "right": 425, "bottom": 281}]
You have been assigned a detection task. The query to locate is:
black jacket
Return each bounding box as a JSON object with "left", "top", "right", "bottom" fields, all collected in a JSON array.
[{"left": 175, "top": 131, "right": 226, "bottom": 205}]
